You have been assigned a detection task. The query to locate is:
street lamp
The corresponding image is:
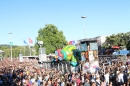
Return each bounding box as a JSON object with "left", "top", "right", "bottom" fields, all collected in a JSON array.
[
  {"left": 38, "top": 41, "right": 43, "bottom": 58},
  {"left": 8, "top": 32, "right": 12, "bottom": 62},
  {"left": 81, "top": 16, "right": 87, "bottom": 38}
]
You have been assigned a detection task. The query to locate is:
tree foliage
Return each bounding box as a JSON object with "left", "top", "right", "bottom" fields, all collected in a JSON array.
[
  {"left": 35, "top": 24, "right": 68, "bottom": 55},
  {"left": 102, "top": 31, "right": 130, "bottom": 49},
  {"left": 0, "top": 45, "right": 35, "bottom": 58}
]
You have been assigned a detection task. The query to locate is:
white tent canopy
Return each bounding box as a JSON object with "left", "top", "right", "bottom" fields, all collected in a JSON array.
[{"left": 0, "top": 50, "right": 4, "bottom": 53}]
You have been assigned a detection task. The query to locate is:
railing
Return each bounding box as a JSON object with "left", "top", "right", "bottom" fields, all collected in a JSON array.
[
  {"left": 98, "top": 54, "right": 127, "bottom": 66},
  {"left": 39, "top": 61, "right": 80, "bottom": 73}
]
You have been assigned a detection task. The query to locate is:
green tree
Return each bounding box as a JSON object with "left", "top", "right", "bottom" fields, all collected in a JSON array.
[
  {"left": 125, "top": 31, "right": 130, "bottom": 50},
  {"left": 0, "top": 45, "right": 35, "bottom": 58},
  {"left": 126, "top": 41, "right": 130, "bottom": 50},
  {"left": 35, "top": 24, "right": 68, "bottom": 55},
  {"left": 102, "top": 32, "right": 130, "bottom": 49}
]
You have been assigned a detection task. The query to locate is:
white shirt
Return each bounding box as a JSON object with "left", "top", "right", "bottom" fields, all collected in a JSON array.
[
  {"left": 82, "top": 76, "right": 84, "bottom": 83},
  {"left": 58, "top": 78, "right": 60, "bottom": 82},
  {"left": 61, "top": 82, "right": 65, "bottom": 86},
  {"left": 118, "top": 73, "right": 124, "bottom": 82},
  {"left": 104, "top": 73, "right": 109, "bottom": 81},
  {"left": 96, "top": 79, "right": 100, "bottom": 86},
  {"left": 96, "top": 74, "right": 100, "bottom": 78},
  {"left": 121, "top": 65, "right": 125, "bottom": 69},
  {"left": 31, "top": 78, "right": 35, "bottom": 83},
  {"left": 22, "top": 79, "right": 25, "bottom": 83},
  {"left": 38, "top": 76, "right": 42, "bottom": 82}
]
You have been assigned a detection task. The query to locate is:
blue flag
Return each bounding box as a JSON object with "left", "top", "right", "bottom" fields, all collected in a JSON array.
[{"left": 23, "top": 40, "right": 27, "bottom": 44}]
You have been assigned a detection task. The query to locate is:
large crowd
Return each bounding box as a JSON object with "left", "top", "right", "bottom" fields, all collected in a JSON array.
[{"left": 0, "top": 54, "right": 130, "bottom": 86}]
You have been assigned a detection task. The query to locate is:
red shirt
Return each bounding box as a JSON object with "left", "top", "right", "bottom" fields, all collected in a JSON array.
[
  {"left": 27, "top": 83, "right": 32, "bottom": 86},
  {"left": 76, "top": 78, "right": 81, "bottom": 85}
]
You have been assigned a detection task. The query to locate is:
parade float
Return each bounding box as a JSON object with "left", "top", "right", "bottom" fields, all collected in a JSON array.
[
  {"left": 53, "top": 38, "right": 99, "bottom": 73},
  {"left": 54, "top": 40, "right": 81, "bottom": 67}
]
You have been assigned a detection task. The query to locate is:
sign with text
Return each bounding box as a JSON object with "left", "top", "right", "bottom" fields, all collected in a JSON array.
[{"left": 9, "top": 42, "right": 13, "bottom": 45}]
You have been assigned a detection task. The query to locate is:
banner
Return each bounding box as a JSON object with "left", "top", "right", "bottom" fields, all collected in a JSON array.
[
  {"left": 89, "top": 51, "right": 94, "bottom": 62},
  {"left": 92, "top": 61, "right": 99, "bottom": 68},
  {"left": 89, "top": 61, "right": 99, "bottom": 73},
  {"left": 82, "top": 61, "right": 99, "bottom": 73},
  {"left": 90, "top": 43, "right": 98, "bottom": 50},
  {"left": 83, "top": 62, "right": 89, "bottom": 69},
  {"left": 80, "top": 43, "right": 87, "bottom": 51}
]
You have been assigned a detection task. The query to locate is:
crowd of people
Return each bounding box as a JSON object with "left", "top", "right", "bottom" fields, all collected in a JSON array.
[{"left": 0, "top": 54, "right": 130, "bottom": 86}]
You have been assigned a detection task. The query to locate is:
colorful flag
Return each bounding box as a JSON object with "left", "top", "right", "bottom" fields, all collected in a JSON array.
[
  {"left": 23, "top": 40, "right": 27, "bottom": 44},
  {"left": 29, "top": 38, "right": 33, "bottom": 44}
]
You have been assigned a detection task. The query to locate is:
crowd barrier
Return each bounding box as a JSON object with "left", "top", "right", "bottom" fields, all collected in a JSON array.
[
  {"left": 39, "top": 55, "right": 127, "bottom": 73},
  {"left": 39, "top": 61, "right": 81, "bottom": 74}
]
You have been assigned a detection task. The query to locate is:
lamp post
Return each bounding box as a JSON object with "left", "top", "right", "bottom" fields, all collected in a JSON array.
[
  {"left": 8, "top": 32, "right": 12, "bottom": 62},
  {"left": 38, "top": 41, "right": 43, "bottom": 59},
  {"left": 81, "top": 16, "right": 87, "bottom": 38}
]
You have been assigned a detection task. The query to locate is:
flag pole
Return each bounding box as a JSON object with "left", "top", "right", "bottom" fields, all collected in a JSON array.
[
  {"left": 30, "top": 46, "right": 31, "bottom": 56},
  {"left": 23, "top": 40, "right": 29, "bottom": 57},
  {"left": 28, "top": 44, "right": 31, "bottom": 56},
  {"left": 24, "top": 46, "right": 25, "bottom": 56}
]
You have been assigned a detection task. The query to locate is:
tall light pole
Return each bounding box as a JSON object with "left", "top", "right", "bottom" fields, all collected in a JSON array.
[
  {"left": 8, "top": 32, "right": 12, "bottom": 62},
  {"left": 81, "top": 16, "right": 87, "bottom": 38}
]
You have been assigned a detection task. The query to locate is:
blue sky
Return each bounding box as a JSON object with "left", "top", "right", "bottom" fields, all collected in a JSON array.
[{"left": 0, "top": 0, "right": 130, "bottom": 46}]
